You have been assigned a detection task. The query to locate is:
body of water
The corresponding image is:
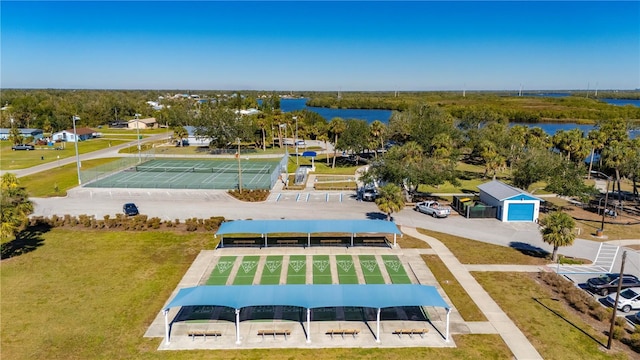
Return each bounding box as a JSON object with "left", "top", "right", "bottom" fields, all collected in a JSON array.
[{"left": 600, "top": 98, "right": 640, "bottom": 107}]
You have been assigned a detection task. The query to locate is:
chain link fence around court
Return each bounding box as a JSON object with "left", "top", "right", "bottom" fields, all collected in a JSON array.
[
  {"left": 83, "top": 154, "right": 288, "bottom": 190},
  {"left": 80, "top": 151, "right": 155, "bottom": 185}
]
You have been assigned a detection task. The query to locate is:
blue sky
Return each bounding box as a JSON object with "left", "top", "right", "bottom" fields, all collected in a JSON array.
[{"left": 1, "top": 1, "right": 638, "bottom": 91}]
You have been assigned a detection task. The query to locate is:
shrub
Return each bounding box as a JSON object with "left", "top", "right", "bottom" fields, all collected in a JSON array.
[
  {"left": 611, "top": 325, "right": 625, "bottom": 340},
  {"left": 591, "top": 307, "right": 609, "bottom": 321}
]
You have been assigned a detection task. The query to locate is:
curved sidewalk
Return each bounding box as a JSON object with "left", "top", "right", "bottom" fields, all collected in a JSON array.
[{"left": 401, "top": 226, "right": 543, "bottom": 360}]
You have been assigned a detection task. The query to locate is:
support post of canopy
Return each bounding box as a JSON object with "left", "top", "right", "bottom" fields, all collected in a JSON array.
[
  {"left": 393, "top": 233, "right": 397, "bottom": 247},
  {"left": 445, "top": 307, "right": 451, "bottom": 342},
  {"left": 235, "top": 308, "right": 241, "bottom": 344},
  {"left": 306, "top": 308, "right": 311, "bottom": 343},
  {"left": 221, "top": 235, "right": 224, "bottom": 248},
  {"left": 351, "top": 233, "right": 354, "bottom": 247},
  {"left": 163, "top": 310, "right": 170, "bottom": 345},
  {"left": 307, "top": 233, "right": 310, "bottom": 248},
  {"left": 376, "top": 307, "right": 381, "bottom": 343},
  {"left": 265, "top": 233, "right": 268, "bottom": 247}
]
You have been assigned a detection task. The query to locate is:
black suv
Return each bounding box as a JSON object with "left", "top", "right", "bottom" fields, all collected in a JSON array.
[
  {"left": 123, "top": 203, "right": 139, "bottom": 216},
  {"left": 586, "top": 273, "right": 640, "bottom": 296}
]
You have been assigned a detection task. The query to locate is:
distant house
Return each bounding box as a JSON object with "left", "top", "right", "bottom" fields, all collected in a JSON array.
[
  {"left": 128, "top": 117, "right": 157, "bottom": 129},
  {"left": 182, "top": 126, "right": 213, "bottom": 147},
  {"left": 477, "top": 180, "right": 543, "bottom": 222},
  {"left": 0, "top": 128, "right": 44, "bottom": 140},
  {"left": 51, "top": 127, "right": 97, "bottom": 142}
]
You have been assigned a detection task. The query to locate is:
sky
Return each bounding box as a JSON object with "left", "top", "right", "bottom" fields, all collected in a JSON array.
[{"left": 1, "top": 1, "right": 639, "bottom": 91}]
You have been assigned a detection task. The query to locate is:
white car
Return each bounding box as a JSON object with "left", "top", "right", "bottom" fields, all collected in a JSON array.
[
  {"left": 605, "top": 287, "right": 640, "bottom": 313},
  {"left": 415, "top": 201, "right": 451, "bottom": 218}
]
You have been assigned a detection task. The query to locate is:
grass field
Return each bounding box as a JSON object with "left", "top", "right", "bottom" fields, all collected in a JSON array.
[
  {"left": 358, "top": 255, "right": 385, "bottom": 284},
  {"left": 206, "top": 256, "right": 237, "bottom": 285},
  {"left": 286, "top": 255, "right": 307, "bottom": 284},
  {"left": 312, "top": 255, "right": 332, "bottom": 284},
  {"left": 381, "top": 255, "right": 412, "bottom": 284},
  {"left": 336, "top": 255, "right": 359, "bottom": 284},
  {"left": 232, "top": 256, "right": 260, "bottom": 285},
  {"left": 259, "top": 256, "right": 283, "bottom": 285}
]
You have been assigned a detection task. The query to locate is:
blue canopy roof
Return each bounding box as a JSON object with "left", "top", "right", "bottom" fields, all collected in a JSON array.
[
  {"left": 216, "top": 219, "right": 402, "bottom": 236},
  {"left": 164, "top": 284, "right": 449, "bottom": 311}
]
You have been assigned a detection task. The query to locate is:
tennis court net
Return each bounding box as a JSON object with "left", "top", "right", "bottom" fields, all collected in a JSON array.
[{"left": 134, "top": 165, "right": 272, "bottom": 174}]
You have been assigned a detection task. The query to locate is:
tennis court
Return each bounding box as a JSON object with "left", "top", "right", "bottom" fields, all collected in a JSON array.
[{"left": 85, "top": 157, "right": 286, "bottom": 190}]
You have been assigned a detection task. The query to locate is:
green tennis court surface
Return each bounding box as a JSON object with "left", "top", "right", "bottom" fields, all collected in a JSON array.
[
  {"left": 358, "top": 255, "right": 385, "bottom": 284},
  {"left": 381, "top": 255, "right": 412, "bottom": 284},
  {"left": 232, "top": 256, "right": 260, "bottom": 285},
  {"left": 335, "top": 255, "right": 358, "bottom": 284},
  {"left": 259, "top": 256, "right": 283, "bottom": 285},
  {"left": 206, "top": 256, "right": 237, "bottom": 285},
  {"left": 86, "top": 158, "right": 282, "bottom": 190},
  {"left": 312, "top": 255, "right": 332, "bottom": 284},
  {"left": 286, "top": 255, "right": 307, "bottom": 284}
]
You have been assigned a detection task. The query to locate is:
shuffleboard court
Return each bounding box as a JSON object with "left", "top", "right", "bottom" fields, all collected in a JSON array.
[
  {"left": 206, "top": 256, "right": 237, "bottom": 285},
  {"left": 286, "top": 255, "right": 307, "bottom": 284},
  {"left": 335, "top": 255, "right": 358, "bottom": 284},
  {"left": 312, "top": 255, "right": 332, "bottom": 284},
  {"left": 259, "top": 256, "right": 283, "bottom": 285},
  {"left": 358, "top": 255, "right": 385, "bottom": 284},
  {"left": 381, "top": 255, "right": 412, "bottom": 284},
  {"left": 232, "top": 256, "right": 260, "bottom": 285},
  {"left": 85, "top": 157, "right": 286, "bottom": 190}
]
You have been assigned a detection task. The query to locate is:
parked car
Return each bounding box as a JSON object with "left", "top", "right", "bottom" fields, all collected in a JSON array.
[
  {"left": 11, "top": 144, "right": 35, "bottom": 151},
  {"left": 123, "top": 203, "right": 139, "bottom": 216},
  {"left": 586, "top": 273, "right": 640, "bottom": 296},
  {"left": 415, "top": 201, "right": 451, "bottom": 218},
  {"left": 605, "top": 287, "right": 640, "bottom": 313},
  {"left": 635, "top": 311, "right": 640, "bottom": 324},
  {"left": 360, "top": 187, "right": 378, "bottom": 202}
]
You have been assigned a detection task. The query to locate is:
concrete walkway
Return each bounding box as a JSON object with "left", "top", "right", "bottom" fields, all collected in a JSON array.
[{"left": 401, "top": 226, "right": 544, "bottom": 360}]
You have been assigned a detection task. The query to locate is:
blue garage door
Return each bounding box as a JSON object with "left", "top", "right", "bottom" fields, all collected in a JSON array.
[{"left": 507, "top": 203, "right": 534, "bottom": 221}]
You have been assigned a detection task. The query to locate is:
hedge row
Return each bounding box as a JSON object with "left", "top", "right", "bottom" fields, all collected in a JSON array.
[{"left": 29, "top": 214, "right": 226, "bottom": 232}]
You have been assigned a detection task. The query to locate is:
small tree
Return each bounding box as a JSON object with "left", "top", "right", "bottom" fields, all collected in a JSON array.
[
  {"left": 374, "top": 183, "right": 405, "bottom": 221},
  {"left": 172, "top": 126, "right": 188, "bottom": 146},
  {"left": 1, "top": 173, "right": 34, "bottom": 242},
  {"left": 539, "top": 211, "right": 576, "bottom": 262}
]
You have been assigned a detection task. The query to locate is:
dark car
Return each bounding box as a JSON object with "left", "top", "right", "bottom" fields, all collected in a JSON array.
[
  {"left": 12, "top": 144, "right": 35, "bottom": 151},
  {"left": 123, "top": 203, "right": 139, "bottom": 216},
  {"left": 586, "top": 273, "right": 640, "bottom": 296}
]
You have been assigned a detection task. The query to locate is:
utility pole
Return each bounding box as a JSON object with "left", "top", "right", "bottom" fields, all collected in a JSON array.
[
  {"left": 600, "top": 176, "right": 611, "bottom": 234},
  {"left": 237, "top": 138, "right": 242, "bottom": 193},
  {"left": 72, "top": 115, "right": 81, "bottom": 185},
  {"left": 135, "top": 113, "right": 142, "bottom": 162},
  {"left": 607, "top": 251, "right": 627, "bottom": 349}
]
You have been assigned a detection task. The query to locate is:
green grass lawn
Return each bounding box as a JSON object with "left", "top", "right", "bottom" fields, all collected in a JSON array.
[
  {"left": 417, "top": 228, "right": 549, "bottom": 265},
  {"left": 1, "top": 138, "right": 128, "bottom": 170},
  {"left": 336, "top": 255, "right": 359, "bottom": 284},
  {"left": 474, "top": 272, "right": 631, "bottom": 360},
  {"left": 381, "top": 255, "right": 412, "bottom": 284},
  {"left": 206, "top": 256, "right": 237, "bottom": 285},
  {"left": 312, "top": 255, "right": 332, "bottom": 284},
  {"left": 259, "top": 256, "right": 283, "bottom": 285},
  {"left": 20, "top": 157, "right": 122, "bottom": 197},
  {"left": 0, "top": 227, "right": 517, "bottom": 359},
  {"left": 358, "top": 255, "right": 385, "bottom": 284},
  {"left": 232, "top": 256, "right": 260, "bottom": 285},
  {"left": 286, "top": 255, "right": 307, "bottom": 284}
]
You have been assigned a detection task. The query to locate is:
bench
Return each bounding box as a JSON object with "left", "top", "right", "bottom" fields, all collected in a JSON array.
[
  {"left": 320, "top": 239, "right": 342, "bottom": 245},
  {"left": 232, "top": 240, "right": 256, "bottom": 245},
  {"left": 392, "top": 328, "right": 428, "bottom": 338},
  {"left": 362, "top": 239, "right": 386, "bottom": 244},
  {"left": 326, "top": 329, "right": 360, "bottom": 339},
  {"left": 277, "top": 240, "right": 298, "bottom": 245},
  {"left": 187, "top": 330, "right": 222, "bottom": 340},
  {"left": 257, "top": 329, "right": 291, "bottom": 340}
]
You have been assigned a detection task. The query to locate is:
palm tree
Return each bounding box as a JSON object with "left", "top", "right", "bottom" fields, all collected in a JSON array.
[
  {"left": 328, "top": 117, "right": 346, "bottom": 168},
  {"left": 1, "top": 173, "right": 34, "bottom": 242},
  {"left": 369, "top": 120, "right": 385, "bottom": 158},
  {"left": 602, "top": 140, "right": 631, "bottom": 202},
  {"left": 374, "top": 183, "right": 405, "bottom": 221},
  {"left": 171, "top": 126, "right": 188, "bottom": 147},
  {"left": 539, "top": 211, "right": 576, "bottom": 262},
  {"left": 586, "top": 129, "right": 606, "bottom": 179}
]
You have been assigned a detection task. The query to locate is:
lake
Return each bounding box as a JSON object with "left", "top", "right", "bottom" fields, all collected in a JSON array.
[{"left": 278, "top": 98, "right": 637, "bottom": 137}]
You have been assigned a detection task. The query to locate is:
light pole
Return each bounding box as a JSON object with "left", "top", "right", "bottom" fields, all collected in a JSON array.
[
  {"left": 592, "top": 171, "right": 613, "bottom": 234},
  {"left": 72, "top": 115, "right": 81, "bottom": 185},
  {"left": 237, "top": 138, "right": 242, "bottom": 193},
  {"left": 294, "top": 116, "right": 298, "bottom": 165},
  {"left": 134, "top": 113, "right": 142, "bottom": 162}
]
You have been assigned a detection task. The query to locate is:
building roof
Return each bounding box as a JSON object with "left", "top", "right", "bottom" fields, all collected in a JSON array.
[
  {"left": 58, "top": 127, "right": 95, "bottom": 136},
  {"left": 477, "top": 180, "right": 542, "bottom": 201},
  {"left": 164, "top": 284, "right": 449, "bottom": 311},
  {"left": 0, "top": 128, "right": 43, "bottom": 134},
  {"left": 128, "top": 117, "right": 157, "bottom": 124},
  {"left": 216, "top": 219, "right": 402, "bottom": 236}
]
